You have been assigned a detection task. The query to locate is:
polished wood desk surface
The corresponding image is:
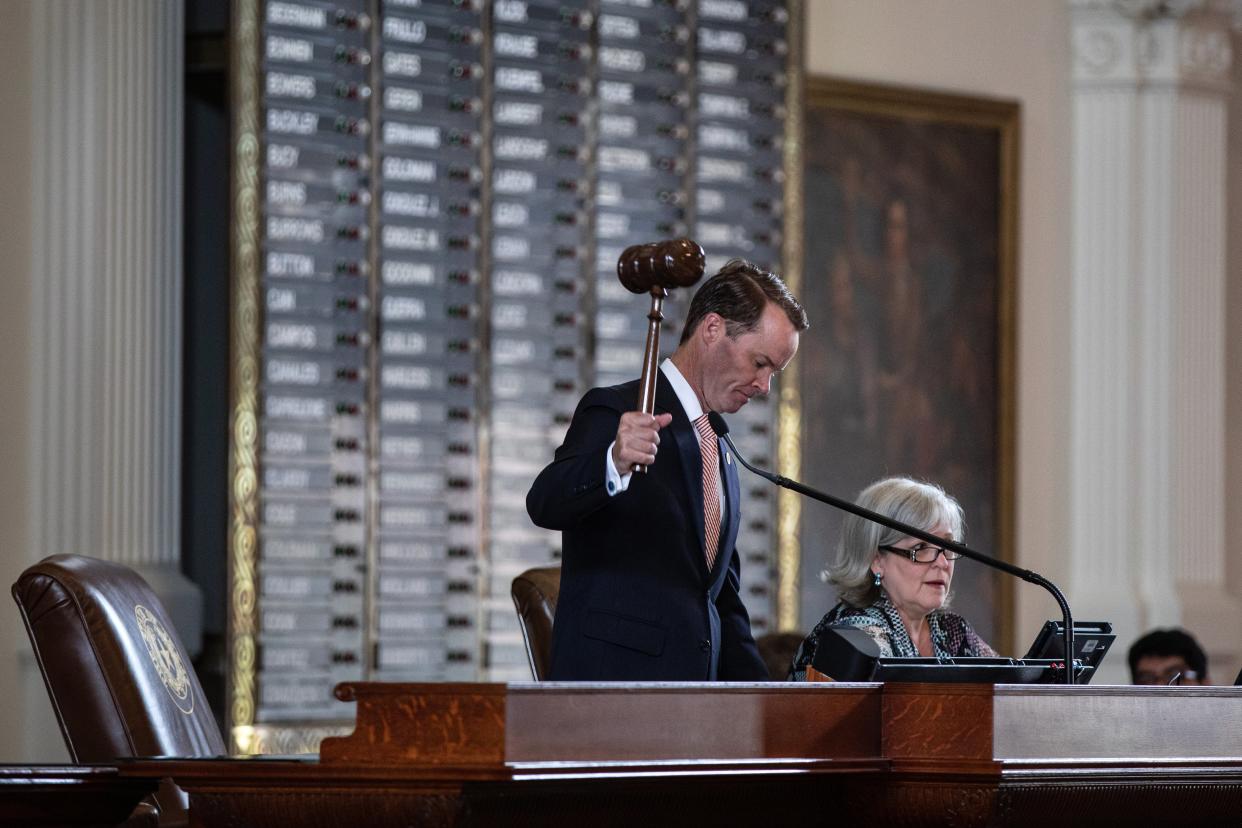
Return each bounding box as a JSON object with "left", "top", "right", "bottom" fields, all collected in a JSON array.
[{"left": 126, "top": 682, "right": 1242, "bottom": 828}]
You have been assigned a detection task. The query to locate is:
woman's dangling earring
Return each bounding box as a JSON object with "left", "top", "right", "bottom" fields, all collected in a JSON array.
[{"left": 873, "top": 570, "right": 882, "bottom": 588}]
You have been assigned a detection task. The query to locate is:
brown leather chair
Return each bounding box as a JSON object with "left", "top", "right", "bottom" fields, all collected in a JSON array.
[
  {"left": 510, "top": 565, "right": 561, "bottom": 680},
  {"left": 12, "top": 554, "right": 225, "bottom": 825}
]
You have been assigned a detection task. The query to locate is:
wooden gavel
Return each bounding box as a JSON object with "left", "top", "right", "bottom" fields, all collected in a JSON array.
[{"left": 616, "top": 238, "right": 706, "bottom": 473}]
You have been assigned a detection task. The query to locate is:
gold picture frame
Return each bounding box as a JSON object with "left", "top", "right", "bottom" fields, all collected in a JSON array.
[{"left": 783, "top": 77, "right": 1019, "bottom": 652}]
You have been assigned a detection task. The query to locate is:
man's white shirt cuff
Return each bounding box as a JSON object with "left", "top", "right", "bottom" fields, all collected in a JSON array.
[{"left": 605, "top": 441, "right": 633, "bottom": 495}]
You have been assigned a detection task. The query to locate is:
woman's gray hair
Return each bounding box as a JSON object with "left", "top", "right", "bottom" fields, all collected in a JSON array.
[{"left": 826, "top": 477, "right": 965, "bottom": 608}]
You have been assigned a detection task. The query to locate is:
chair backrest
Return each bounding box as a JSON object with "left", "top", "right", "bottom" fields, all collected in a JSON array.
[
  {"left": 510, "top": 565, "right": 561, "bottom": 680},
  {"left": 755, "top": 631, "right": 806, "bottom": 681},
  {"left": 12, "top": 554, "right": 225, "bottom": 820}
]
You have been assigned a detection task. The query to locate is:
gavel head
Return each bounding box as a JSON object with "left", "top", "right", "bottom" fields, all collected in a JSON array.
[{"left": 617, "top": 238, "right": 706, "bottom": 295}]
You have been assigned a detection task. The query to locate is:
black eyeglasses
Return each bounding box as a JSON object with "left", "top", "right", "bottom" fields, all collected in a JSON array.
[
  {"left": 1134, "top": 668, "right": 1200, "bottom": 686},
  {"left": 878, "top": 543, "right": 961, "bottom": 564}
]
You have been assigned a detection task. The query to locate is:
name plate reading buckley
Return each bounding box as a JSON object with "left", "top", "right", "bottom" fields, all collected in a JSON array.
[{"left": 266, "top": 106, "right": 370, "bottom": 142}]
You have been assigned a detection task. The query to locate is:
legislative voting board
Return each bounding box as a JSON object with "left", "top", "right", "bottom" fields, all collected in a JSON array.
[{"left": 249, "top": 0, "right": 792, "bottom": 724}]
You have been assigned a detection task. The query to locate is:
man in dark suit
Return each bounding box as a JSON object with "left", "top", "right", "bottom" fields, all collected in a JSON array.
[{"left": 527, "top": 260, "right": 808, "bottom": 680}]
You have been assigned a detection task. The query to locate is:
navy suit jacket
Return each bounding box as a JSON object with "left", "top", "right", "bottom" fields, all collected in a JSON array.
[{"left": 526, "top": 374, "right": 767, "bottom": 681}]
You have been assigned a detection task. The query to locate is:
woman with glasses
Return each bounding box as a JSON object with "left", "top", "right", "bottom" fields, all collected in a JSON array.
[{"left": 788, "top": 476, "right": 995, "bottom": 680}]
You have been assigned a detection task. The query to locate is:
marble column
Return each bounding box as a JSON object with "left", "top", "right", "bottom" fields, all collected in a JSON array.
[
  {"left": 27, "top": 0, "right": 201, "bottom": 653},
  {"left": 1069, "top": 0, "right": 1237, "bottom": 681}
]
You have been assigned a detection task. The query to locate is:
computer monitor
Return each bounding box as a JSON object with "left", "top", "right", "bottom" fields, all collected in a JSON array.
[
  {"left": 1022, "top": 620, "right": 1115, "bottom": 676},
  {"left": 810, "top": 621, "right": 1114, "bottom": 684}
]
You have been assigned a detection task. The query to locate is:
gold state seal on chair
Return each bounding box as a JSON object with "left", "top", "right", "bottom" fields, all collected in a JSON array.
[{"left": 134, "top": 604, "right": 194, "bottom": 714}]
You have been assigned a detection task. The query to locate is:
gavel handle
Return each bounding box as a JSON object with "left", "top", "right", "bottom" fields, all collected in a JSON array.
[{"left": 634, "top": 288, "right": 666, "bottom": 474}]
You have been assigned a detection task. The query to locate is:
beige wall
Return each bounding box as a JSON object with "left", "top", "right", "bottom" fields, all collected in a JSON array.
[
  {"left": 804, "top": 0, "right": 1075, "bottom": 644},
  {"left": 1227, "top": 17, "right": 1242, "bottom": 684}
]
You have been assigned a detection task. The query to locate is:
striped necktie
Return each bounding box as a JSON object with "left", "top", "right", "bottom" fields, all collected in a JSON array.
[{"left": 693, "top": 414, "right": 721, "bottom": 570}]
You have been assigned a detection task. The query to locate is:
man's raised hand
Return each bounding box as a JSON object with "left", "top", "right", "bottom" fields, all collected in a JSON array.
[{"left": 612, "top": 411, "right": 674, "bottom": 475}]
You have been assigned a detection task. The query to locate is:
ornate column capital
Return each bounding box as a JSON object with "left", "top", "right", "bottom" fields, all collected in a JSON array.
[
  {"left": 1070, "top": 0, "right": 1241, "bottom": 21},
  {"left": 1072, "top": 9, "right": 1144, "bottom": 84},
  {"left": 1071, "top": 0, "right": 1237, "bottom": 91}
]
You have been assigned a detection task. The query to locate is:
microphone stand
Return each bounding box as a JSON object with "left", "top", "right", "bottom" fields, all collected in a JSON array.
[{"left": 709, "top": 414, "right": 1076, "bottom": 686}]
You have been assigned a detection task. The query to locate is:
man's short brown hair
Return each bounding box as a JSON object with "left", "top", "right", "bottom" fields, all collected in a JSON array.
[{"left": 678, "top": 259, "right": 808, "bottom": 344}]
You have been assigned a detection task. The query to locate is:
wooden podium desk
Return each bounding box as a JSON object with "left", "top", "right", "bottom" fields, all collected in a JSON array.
[
  {"left": 0, "top": 765, "right": 157, "bottom": 827},
  {"left": 125, "top": 681, "right": 1242, "bottom": 827}
]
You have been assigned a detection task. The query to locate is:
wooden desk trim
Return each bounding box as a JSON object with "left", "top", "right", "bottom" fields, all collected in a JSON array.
[
  {"left": 321, "top": 680, "right": 884, "bottom": 765},
  {"left": 119, "top": 683, "right": 1242, "bottom": 828}
]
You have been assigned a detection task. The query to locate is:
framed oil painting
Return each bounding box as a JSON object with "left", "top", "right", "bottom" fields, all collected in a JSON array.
[{"left": 793, "top": 77, "right": 1019, "bottom": 651}]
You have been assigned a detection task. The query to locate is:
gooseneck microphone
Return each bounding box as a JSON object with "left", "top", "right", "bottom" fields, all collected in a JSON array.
[{"left": 707, "top": 412, "right": 1078, "bottom": 686}]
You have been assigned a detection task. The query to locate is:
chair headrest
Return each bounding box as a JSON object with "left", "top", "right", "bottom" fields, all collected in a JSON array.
[{"left": 12, "top": 554, "right": 225, "bottom": 762}]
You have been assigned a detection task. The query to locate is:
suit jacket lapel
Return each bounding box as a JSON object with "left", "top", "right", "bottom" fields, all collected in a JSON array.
[{"left": 655, "top": 375, "right": 706, "bottom": 559}]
